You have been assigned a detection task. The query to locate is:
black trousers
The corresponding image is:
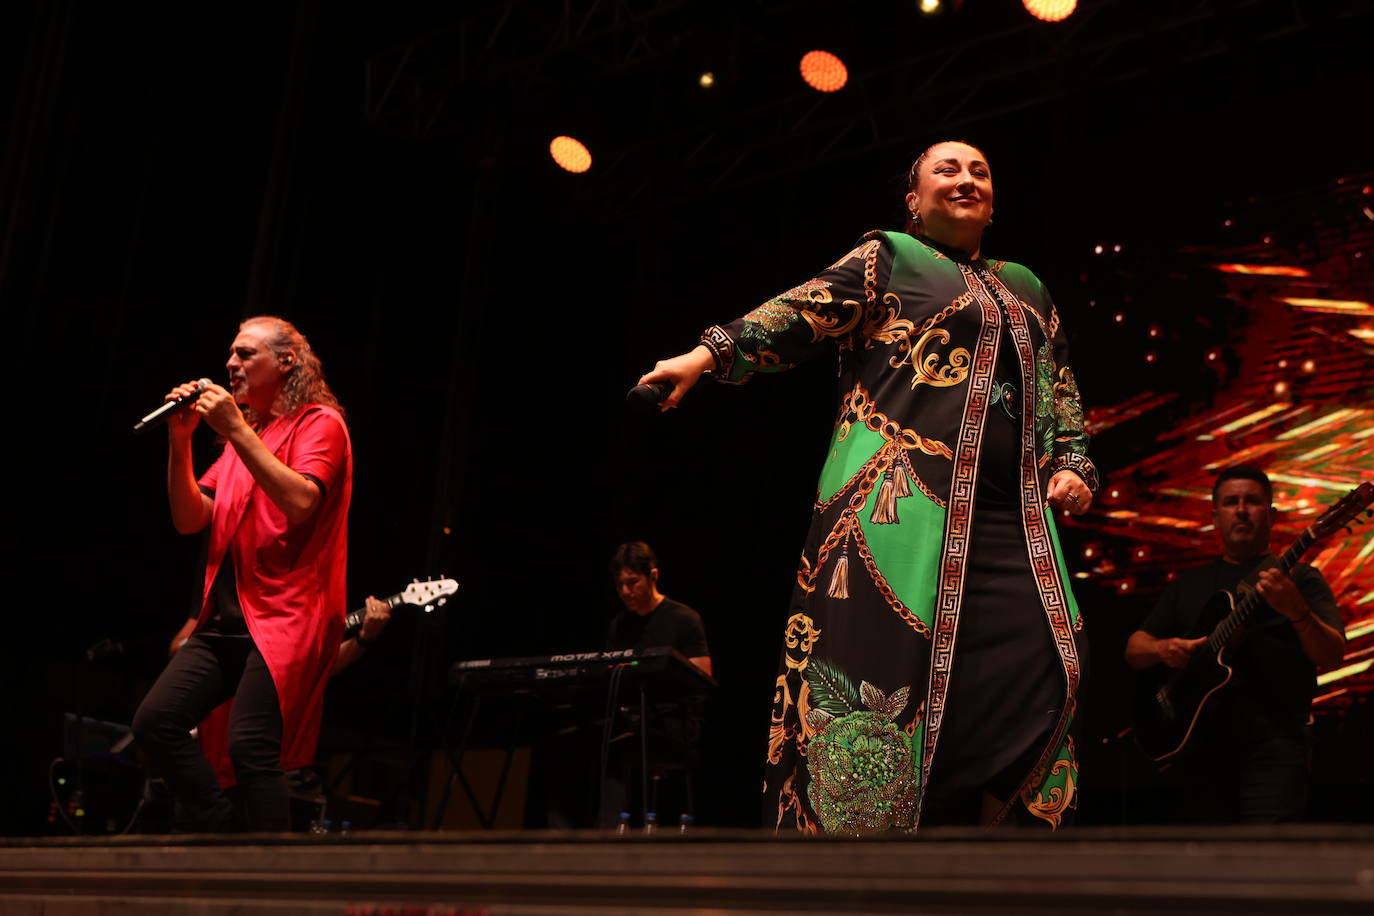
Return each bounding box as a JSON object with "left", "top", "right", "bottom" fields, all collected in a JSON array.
[
  {"left": 132, "top": 634, "right": 288, "bottom": 832},
  {"left": 1162, "top": 703, "right": 1311, "bottom": 825}
]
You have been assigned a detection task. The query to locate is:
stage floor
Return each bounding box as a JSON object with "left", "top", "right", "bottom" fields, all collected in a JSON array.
[{"left": 3, "top": 825, "right": 1372, "bottom": 915}]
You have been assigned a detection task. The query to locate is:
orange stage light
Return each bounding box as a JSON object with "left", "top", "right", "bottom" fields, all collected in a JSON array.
[
  {"left": 1214, "top": 263, "right": 1312, "bottom": 277},
  {"left": 1279, "top": 297, "right": 1374, "bottom": 315},
  {"left": 1024, "top": 0, "right": 1077, "bottom": 22},
  {"left": 799, "top": 50, "right": 848, "bottom": 93},
  {"left": 549, "top": 136, "right": 592, "bottom": 173}
]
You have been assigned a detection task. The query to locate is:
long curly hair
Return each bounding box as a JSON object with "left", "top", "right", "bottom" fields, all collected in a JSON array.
[{"left": 240, "top": 315, "right": 345, "bottom": 424}]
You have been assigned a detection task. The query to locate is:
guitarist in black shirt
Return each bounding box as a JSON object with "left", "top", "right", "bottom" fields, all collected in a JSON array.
[{"left": 1124, "top": 465, "right": 1346, "bottom": 823}]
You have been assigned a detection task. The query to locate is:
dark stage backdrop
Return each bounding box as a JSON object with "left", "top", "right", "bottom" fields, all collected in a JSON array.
[{"left": 3, "top": 0, "right": 1370, "bottom": 835}]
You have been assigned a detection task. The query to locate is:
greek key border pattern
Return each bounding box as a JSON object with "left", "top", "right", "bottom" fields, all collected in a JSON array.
[
  {"left": 700, "top": 325, "right": 744, "bottom": 384},
  {"left": 985, "top": 268, "right": 1081, "bottom": 826},
  {"left": 916, "top": 267, "right": 1001, "bottom": 826},
  {"left": 1049, "top": 452, "right": 1100, "bottom": 494}
]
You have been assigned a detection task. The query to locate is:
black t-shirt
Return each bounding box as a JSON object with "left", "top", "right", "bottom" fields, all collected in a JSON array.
[
  {"left": 605, "top": 597, "right": 710, "bottom": 660},
  {"left": 1139, "top": 556, "right": 1342, "bottom": 729},
  {"left": 202, "top": 551, "right": 250, "bottom": 636},
  {"left": 605, "top": 597, "right": 709, "bottom": 765}
]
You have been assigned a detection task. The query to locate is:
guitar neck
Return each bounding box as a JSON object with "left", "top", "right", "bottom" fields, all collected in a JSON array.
[
  {"left": 343, "top": 592, "right": 404, "bottom": 633},
  {"left": 1208, "top": 532, "right": 1313, "bottom": 652}
]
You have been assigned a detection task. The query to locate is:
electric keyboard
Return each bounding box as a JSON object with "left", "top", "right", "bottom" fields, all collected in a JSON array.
[{"left": 449, "top": 646, "right": 715, "bottom": 694}]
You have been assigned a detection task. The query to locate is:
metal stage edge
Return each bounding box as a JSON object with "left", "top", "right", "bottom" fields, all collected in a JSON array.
[{"left": 2, "top": 825, "right": 1372, "bottom": 915}]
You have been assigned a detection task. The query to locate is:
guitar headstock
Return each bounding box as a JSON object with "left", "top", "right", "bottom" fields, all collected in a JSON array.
[
  {"left": 399, "top": 577, "right": 460, "bottom": 608},
  {"left": 1309, "top": 482, "right": 1374, "bottom": 541}
]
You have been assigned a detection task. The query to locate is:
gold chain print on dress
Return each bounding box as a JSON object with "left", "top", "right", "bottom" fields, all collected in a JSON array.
[
  {"left": 832, "top": 384, "right": 951, "bottom": 459},
  {"left": 803, "top": 469, "right": 933, "bottom": 638}
]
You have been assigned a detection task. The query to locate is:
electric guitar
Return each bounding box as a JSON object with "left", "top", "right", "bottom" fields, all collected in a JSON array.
[
  {"left": 1132, "top": 482, "right": 1372, "bottom": 764},
  {"left": 343, "top": 577, "right": 460, "bottom": 636}
]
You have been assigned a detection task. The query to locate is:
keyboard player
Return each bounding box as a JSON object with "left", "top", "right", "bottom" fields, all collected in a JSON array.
[{"left": 605, "top": 541, "right": 712, "bottom": 675}]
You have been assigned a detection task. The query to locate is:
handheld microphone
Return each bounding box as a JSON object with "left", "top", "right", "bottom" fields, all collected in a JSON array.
[
  {"left": 625, "top": 380, "right": 674, "bottom": 412},
  {"left": 132, "top": 379, "right": 211, "bottom": 433}
]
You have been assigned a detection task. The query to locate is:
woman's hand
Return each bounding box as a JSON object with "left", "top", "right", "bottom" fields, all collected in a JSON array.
[
  {"left": 1046, "top": 470, "right": 1092, "bottom": 516},
  {"left": 638, "top": 345, "right": 716, "bottom": 411}
]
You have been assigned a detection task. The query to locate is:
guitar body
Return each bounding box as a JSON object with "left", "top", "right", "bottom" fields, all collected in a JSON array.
[{"left": 1132, "top": 589, "right": 1237, "bottom": 764}]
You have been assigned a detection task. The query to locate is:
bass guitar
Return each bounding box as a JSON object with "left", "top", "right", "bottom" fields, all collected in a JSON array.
[
  {"left": 1132, "top": 482, "right": 1372, "bottom": 764},
  {"left": 343, "top": 577, "right": 459, "bottom": 636}
]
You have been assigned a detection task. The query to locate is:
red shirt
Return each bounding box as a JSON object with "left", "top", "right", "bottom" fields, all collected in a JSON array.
[{"left": 196, "top": 405, "right": 351, "bottom": 783}]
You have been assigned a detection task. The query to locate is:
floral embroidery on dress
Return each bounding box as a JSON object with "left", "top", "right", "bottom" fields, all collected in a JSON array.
[
  {"left": 741, "top": 301, "right": 803, "bottom": 338},
  {"left": 803, "top": 658, "right": 918, "bottom": 834}
]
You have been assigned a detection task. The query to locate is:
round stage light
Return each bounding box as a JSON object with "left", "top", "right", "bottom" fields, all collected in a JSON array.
[
  {"left": 1024, "top": 0, "right": 1077, "bottom": 22},
  {"left": 549, "top": 136, "right": 592, "bottom": 173},
  {"left": 800, "top": 50, "right": 848, "bottom": 93},
  {"left": 919, "top": 0, "right": 942, "bottom": 15},
  {"left": 699, "top": 71, "right": 716, "bottom": 89}
]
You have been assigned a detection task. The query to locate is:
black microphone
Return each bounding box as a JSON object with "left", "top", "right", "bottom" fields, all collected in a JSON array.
[
  {"left": 626, "top": 380, "right": 674, "bottom": 412},
  {"left": 132, "top": 379, "right": 211, "bottom": 433}
]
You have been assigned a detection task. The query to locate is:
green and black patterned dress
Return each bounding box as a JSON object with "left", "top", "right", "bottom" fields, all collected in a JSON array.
[{"left": 699, "top": 230, "right": 1098, "bottom": 831}]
